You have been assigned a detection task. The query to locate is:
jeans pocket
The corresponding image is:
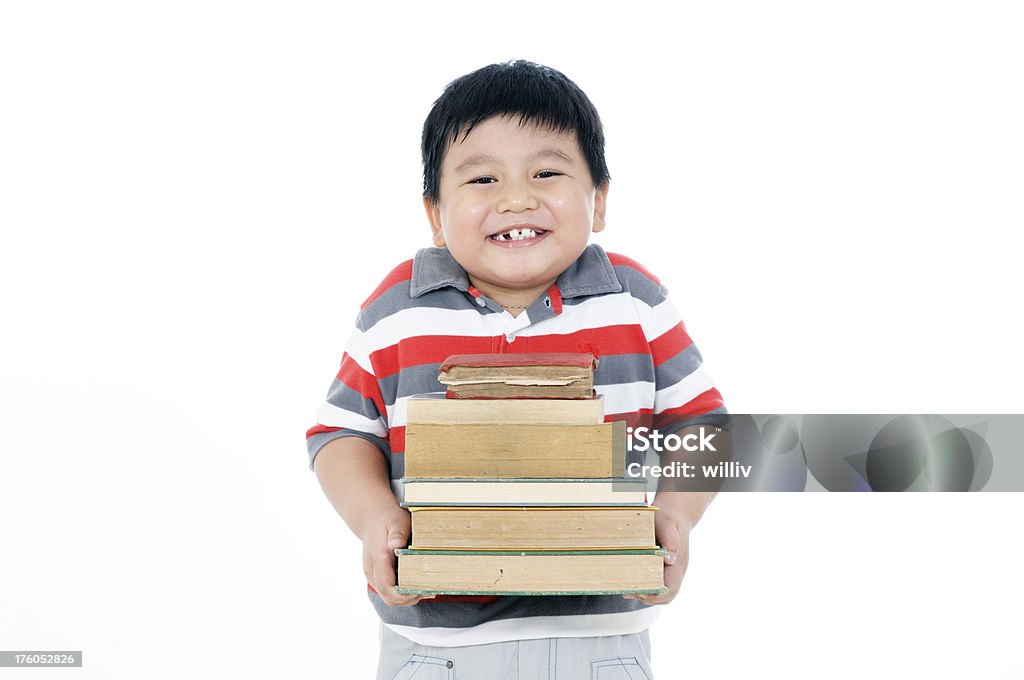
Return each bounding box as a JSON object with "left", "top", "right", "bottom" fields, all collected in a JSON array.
[
  {"left": 590, "top": 656, "right": 651, "bottom": 680},
  {"left": 389, "top": 653, "right": 455, "bottom": 680}
]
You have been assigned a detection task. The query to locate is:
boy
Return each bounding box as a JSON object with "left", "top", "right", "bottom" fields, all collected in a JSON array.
[{"left": 307, "top": 60, "right": 725, "bottom": 679}]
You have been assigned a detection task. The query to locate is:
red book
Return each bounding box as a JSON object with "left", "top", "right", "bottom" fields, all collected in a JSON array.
[
  {"left": 438, "top": 353, "right": 598, "bottom": 400},
  {"left": 439, "top": 353, "right": 598, "bottom": 371}
]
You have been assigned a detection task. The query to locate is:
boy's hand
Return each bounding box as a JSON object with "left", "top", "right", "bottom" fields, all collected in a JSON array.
[
  {"left": 627, "top": 504, "right": 691, "bottom": 605},
  {"left": 361, "top": 504, "right": 435, "bottom": 606},
  {"left": 622, "top": 432, "right": 719, "bottom": 606}
]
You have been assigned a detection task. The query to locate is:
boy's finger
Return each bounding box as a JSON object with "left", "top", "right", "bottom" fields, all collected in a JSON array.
[
  {"left": 369, "top": 539, "right": 425, "bottom": 607},
  {"left": 374, "top": 577, "right": 418, "bottom": 606},
  {"left": 377, "top": 581, "right": 432, "bottom": 607},
  {"left": 659, "top": 551, "right": 689, "bottom": 601},
  {"left": 632, "top": 549, "right": 689, "bottom": 605},
  {"left": 657, "top": 530, "right": 679, "bottom": 553},
  {"left": 386, "top": 517, "right": 411, "bottom": 550},
  {"left": 382, "top": 588, "right": 421, "bottom": 607},
  {"left": 664, "top": 557, "right": 685, "bottom": 590},
  {"left": 654, "top": 521, "right": 680, "bottom": 563}
]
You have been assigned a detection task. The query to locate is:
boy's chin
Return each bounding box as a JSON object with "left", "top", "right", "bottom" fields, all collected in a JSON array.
[
  {"left": 471, "top": 269, "right": 558, "bottom": 293},
  {"left": 487, "top": 255, "right": 578, "bottom": 284}
]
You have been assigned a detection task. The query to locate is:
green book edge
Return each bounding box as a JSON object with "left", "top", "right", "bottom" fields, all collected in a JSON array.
[
  {"left": 401, "top": 478, "right": 648, "bottom": 507},
  {"left": 394, "top": 587, "right": 669, "bottom": 596},
  {"left": 396, "top": 548, "right": 666, "bottom": 556}
]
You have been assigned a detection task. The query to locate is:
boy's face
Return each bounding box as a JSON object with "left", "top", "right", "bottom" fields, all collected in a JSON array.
[{"left": 424, "top": 116, "right": 608, "bottom": 298}]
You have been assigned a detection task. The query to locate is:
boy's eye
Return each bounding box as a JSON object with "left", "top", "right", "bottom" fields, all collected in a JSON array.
[
  {"left": 535, "top": 171, "right": 562, "bottom": 179},
  {"left": 469, "top": 176, "right": 497, "bottom": 184}
]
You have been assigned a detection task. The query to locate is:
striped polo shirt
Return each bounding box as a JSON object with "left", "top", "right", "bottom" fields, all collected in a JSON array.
[{"left": 307, "top": 243, "right": 726, "bottom": 646}]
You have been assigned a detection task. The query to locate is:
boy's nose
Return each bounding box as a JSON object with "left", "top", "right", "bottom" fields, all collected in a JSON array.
[{"left": 496, "top": 182, "right": 539, "bottom": 213}]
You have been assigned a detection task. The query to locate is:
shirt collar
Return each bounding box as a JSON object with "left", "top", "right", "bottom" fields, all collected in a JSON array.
[
  {"left": 409, "top": 247, "right": 471, "bottom": 297},
  {"left": 555, "top": 244, "right": 623, "bottom": 298},
  {"left": 409, "top": 244, "right": 622, "bottom": 299}
]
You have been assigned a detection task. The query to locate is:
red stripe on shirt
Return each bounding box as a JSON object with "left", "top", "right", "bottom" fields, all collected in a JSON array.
[
  {"left": 371, "top": 337, "right": 496, "bottom": 379},
  {"left": 306, "top": 424, "right": 342, "bottom": 440},
  {"left": 337, "top": 355, "right": 387, "bottom": 416},
  {"left": 649, "top": 323, "right": 693, "bottom": 367},
  {"left": 548, "top": 284, "right": 563, "bottom": 314},
  {"left": 369, "top": 326, "right": 652, "bottom": 378},
  {"left": 390, "top": 425, "right": 405, "bottom": 455},
  {"left": 606, "top": 252, "right": 662, "bottom": 285},
  {"left": 605, "top": 409, "right": 654, "bottom": 430},
  {"left": 515, "top": 325, "right": 650, "bottom": 358}
]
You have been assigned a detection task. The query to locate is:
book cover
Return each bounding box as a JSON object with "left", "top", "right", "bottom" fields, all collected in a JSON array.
[{"left": 438, "top": 352, "right": 598, "bottom": 400}]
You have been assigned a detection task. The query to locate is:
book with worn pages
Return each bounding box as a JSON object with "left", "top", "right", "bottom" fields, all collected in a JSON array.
[
  {"left": 395, "top": 549, "right": 667, "bottom": 595},
  {"left": 438, "top": 352, "right": 598, "bottom": 399},
  {"left": 409, "top": 506, "right": 656, "bottom": 550}
]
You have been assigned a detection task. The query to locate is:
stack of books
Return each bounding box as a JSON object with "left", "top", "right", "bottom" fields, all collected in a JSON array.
[{"left": 395, "top": 353, "right": 667, "bottom": 596}]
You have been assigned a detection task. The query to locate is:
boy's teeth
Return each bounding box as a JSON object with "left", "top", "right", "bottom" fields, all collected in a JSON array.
[{"left": 495, "top": 228, "right": 539, "bottom": 241}]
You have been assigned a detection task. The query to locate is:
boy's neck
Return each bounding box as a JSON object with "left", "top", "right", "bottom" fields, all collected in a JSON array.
[{"left": 468, "top": 276, "right": 554, "bottom": 316}]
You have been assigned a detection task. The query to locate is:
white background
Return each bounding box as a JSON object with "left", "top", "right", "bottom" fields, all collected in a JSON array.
[{"left": 2, "top": 1, "right": 1022, "bottom": 678}]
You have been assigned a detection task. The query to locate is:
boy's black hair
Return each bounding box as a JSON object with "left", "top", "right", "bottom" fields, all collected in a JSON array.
[{"left": 421, "top": 60, "right": 610, "bottom": 203}]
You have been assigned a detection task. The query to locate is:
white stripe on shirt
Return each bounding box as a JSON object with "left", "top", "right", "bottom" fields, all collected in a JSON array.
[
  {"left": 654, "top": 365, "right": 715, "bottom": 413},
  {"left": 316, "top": 401, "right": 388, "bottom": 436}
]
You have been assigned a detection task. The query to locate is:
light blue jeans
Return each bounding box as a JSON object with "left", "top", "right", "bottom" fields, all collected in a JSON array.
[{"left": 377, "top": 624, "right": 653, "bottom": 680}]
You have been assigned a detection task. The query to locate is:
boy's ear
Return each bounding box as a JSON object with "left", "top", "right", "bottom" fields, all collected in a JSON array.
[
  {"left": 423, "top": 195, "right": 446, "bottom": 247},
  {"left": 592, "top": 182, "right": 609, "bottom": 233}
]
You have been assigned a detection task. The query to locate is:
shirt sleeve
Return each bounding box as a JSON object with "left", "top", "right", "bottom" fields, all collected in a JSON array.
[
  {"left": 643, "top": 285, "right": 727, "bottom": 434},
  {"left": 305, "top": 312, "right": 391, "bottom": 471}
]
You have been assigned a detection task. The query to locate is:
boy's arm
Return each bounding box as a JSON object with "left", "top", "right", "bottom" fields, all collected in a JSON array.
[
  {"left": 629, "top": 281, "right": 725, "bottom": 604},
  {"left": 313, "top": 436, "right": 431, "bottom": 606},
  {"left": 626, "top": 425, "right": 720, "bottom": 605}
]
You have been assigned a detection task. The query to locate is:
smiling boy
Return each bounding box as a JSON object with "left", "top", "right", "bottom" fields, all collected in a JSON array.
[
  {"left": 308, "top": 60, "right": 725, "bottom": 679},
  {"left": 424, "top": 115, "right": 607, "bottom": 310}
]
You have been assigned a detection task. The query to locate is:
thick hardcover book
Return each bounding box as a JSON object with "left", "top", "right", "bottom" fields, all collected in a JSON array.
[
  {"left": 395, "top": 548, "right": 668, "bottom": 595},
  {"left": 405, "top": 393, "right": 604, "bottom": 425},
  {"left": 403, "top": 421, "right": 626, "bottom": 478},
  {"left": 401, "top": 478, "right": 647, "bottom": 506},
  {"left": 438, "top": 352, "right": 598, "bottom": 400},
  {"left": 409, "top": 506, "right": 657, "bottom": 550}
]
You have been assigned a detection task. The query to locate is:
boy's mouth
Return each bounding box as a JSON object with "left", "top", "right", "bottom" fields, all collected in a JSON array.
[{"left": 489, "top": 227, "right": 549, "bottom": 242}]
